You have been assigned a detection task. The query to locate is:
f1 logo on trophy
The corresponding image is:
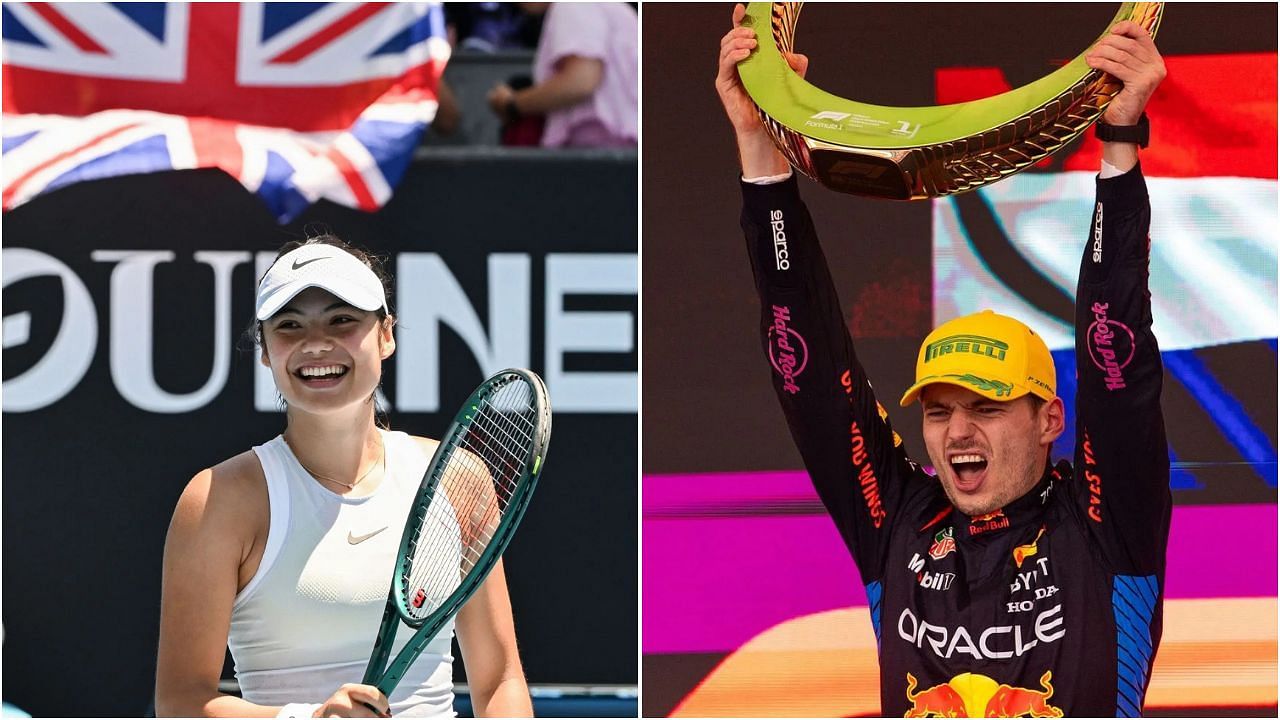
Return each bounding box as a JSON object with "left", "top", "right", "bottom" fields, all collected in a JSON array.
[{"left": 737, "top": 2, "right": 1163, "bottom": 199}]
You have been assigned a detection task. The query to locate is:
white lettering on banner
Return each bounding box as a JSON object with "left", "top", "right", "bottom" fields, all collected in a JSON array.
[
  {"left": 896, "top": 605, "right": 1065, "bottom": 659},
  {"left": 3, "top": 313, "right": 31, "bottom": 347},
  {"left": 2, "top": 248, "right": 98, "bottom": 412},
  {"left": 545, "top": 254, "right": 638, "bottom": 412},
  {"left": 4, "top": 249, "right": 637, "bottom": 414},
  {"left": 94, "top": 251, "right": 250, "bottom": 413},
  {"left": 392, "top": 253, "right": 531, "bottom": 413}
]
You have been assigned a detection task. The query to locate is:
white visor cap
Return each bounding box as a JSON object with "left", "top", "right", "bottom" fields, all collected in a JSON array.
[{"left": 255, "top": 244, "right": 388, "bottom": 321}]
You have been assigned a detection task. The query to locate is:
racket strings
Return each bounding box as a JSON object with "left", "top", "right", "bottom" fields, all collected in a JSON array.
[
  {"left": 402, "top": 377, "right": 539, "bottom": 621},
  {"left": 449, "top": 383, "right": 534, "bottom": 555}
]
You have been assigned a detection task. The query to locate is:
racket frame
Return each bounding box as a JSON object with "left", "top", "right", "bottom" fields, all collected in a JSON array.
[{"left": 362, "top": 368, "right": 551, "bottom": 697}]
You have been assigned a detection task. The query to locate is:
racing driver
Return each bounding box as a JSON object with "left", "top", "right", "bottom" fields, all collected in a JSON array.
[{"left": 717, "top": 4, "right": 1171, "bottom": 716}]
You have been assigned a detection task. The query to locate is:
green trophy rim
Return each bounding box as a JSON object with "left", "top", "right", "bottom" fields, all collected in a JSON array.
[{"left": 738, "top": 2, "right": 1163, "bottom": 150}]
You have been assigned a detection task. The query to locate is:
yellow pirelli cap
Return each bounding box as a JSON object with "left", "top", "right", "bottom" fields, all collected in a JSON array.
[{"left": 899, "top": 309, "right": 1057, "bottom": 407}]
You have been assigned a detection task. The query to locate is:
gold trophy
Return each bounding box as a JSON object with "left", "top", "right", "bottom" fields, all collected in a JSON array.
[{"left": 738, "top": 3, "right": 1163, "bottom": 199}]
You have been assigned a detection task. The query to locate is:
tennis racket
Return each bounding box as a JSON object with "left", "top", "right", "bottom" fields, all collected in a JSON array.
[{"left": 361, "top": 368, "right": 551, "bottom": 699}]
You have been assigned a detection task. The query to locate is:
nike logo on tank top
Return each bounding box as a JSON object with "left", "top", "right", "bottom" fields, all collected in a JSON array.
[{"left": 229, "top": 430, "right": 458, "bottom": 717}]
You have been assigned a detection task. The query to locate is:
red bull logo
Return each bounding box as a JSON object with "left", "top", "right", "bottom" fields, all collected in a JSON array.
[
  {"left": 905, "top": 671, "right": 1063, "bottom": 717},
  {"left": 968, "top": 510, "right": 1010, "bottom": 536}
]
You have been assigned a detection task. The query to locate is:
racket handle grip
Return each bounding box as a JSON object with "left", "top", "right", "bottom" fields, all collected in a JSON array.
[{"left": 359, "top": 700, "right": 390, "bottom": 718}]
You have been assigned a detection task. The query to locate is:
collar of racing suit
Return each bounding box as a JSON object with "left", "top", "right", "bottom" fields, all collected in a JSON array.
[{"left": 952, "top": 460, "right": 1068, "bottom": 544}]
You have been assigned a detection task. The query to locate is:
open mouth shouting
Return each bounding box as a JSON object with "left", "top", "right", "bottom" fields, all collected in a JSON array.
[
  {"left": 295, "top": 363, "right": 350, "bottom": 388},
  {"left": 948, "top": 451, "right": 989, "bottom": 493}
]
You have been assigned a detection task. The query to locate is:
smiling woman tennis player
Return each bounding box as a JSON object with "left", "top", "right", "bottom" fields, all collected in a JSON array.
[{"left": 155, "top": 236, "right": 533, "bottom": 718}]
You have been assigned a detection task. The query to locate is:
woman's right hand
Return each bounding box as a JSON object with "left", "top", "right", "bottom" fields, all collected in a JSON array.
[{"left": 313, "top": 685, "right": 391, "bottom": 718}]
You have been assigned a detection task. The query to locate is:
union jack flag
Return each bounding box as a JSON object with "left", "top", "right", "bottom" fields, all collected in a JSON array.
[{"left": 2, "top": 2, "right": 449, "bottom": 221}]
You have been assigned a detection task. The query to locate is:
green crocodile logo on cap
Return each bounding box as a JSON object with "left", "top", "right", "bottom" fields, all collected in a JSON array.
[{"left": 943, "top": 373, "right": 1014, "bottom": 397}]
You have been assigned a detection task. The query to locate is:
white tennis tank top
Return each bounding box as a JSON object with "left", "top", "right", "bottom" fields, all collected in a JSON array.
[{"left": 229, "top": 430, "right": 457, "bottom": 717}]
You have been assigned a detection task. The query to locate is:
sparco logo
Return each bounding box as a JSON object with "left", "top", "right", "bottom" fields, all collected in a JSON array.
[
  {"left": 768, "top": 304, "right": 807, "bottom": 395},
  {"left": 3, "top": 248, "right": 637, "bottom": 414},
  {"left": 1086, "top": 302, "right": 1135, "bottom": 391},
  {"left": 769, "top": 209, "right": 790, "bottom": 270},
  {"left": 897, "top": 604, "right": 1066, "bottom": 660},
  {"left": 1091, "top": 202, "right": 1104, "bottom": 263}
]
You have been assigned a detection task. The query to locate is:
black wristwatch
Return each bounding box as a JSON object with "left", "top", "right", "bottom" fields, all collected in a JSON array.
[{"left": 1095, "top": 112, "right": 1149, "bottom": 148}]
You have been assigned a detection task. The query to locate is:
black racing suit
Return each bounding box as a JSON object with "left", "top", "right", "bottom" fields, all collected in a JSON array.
[{"left": 742, "top": 165, "right": 1170, "bottom": 717}]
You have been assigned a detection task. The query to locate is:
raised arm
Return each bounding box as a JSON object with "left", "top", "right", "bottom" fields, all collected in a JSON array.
[
  {"left": 1074, "top": 22, "right": 1171, "bottom": 573},
  {"left": 718, "top": 4, "right": 918, "bottom": 584},
  {"left": 715, "top": 3, "right": 798, "bottom": 178}
]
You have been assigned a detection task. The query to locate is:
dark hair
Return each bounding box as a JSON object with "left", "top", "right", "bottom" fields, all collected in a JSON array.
[{"left": 242, "top": 229, "right": 395, "bottom": 426}]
